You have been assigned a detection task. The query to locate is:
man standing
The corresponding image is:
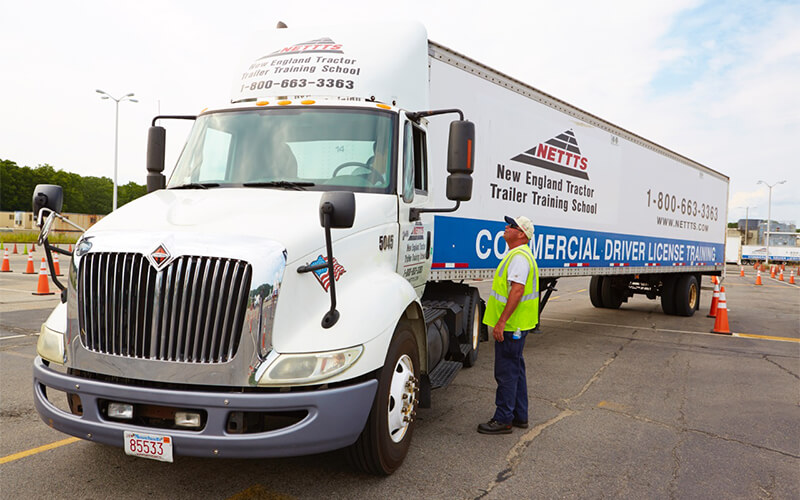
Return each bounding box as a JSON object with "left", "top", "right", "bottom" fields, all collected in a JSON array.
[{"left": 478, "top": 215, "right": 539, "bottom": 434}]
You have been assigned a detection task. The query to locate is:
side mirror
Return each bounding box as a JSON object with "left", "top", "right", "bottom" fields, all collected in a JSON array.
[
  {"left": 147, "top": 125, "right": 167, "bottom": 193},
  {"left": 32, "top": 184, "right": 64, "bottom": 224},
  {"left": 446, "top": 120, "right": 475, "bottom": 201},
  {"left": 319, "top": 191, "right": 356, "bottom": 229},
  {"left": 447, "top": 120, "right": 475, "bottom": 174}
]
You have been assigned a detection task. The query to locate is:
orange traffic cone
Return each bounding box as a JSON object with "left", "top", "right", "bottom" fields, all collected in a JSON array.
[
  {"left": 755, "top": 270, "right": 762, "bottom": 286},
  {"left": 779, "top": 269, "right": 784, "bottom": 281},
  {"left": 1, "top": 250, "right": 11, "bottom": 272},
  {"left": 12, "top": 243, "right": 18, "bottom": 254},
  {"left": 770, "top": 266, "right": 776, "bottom": 278},
  {"left": 23, "top": 254, "right": 36, "bottom": 274},
  {"left": 711, "top": 276, "right": 718, "bottom": 285},
  {"left": 30, "top": 243, "right": 36, "bottom": 252},
  {"left": 753, "top": 262, "right": 758, "bottom": 270},
  {"left": 710, "top": 287, "right": 731, "bottom": 334},
  {"left": 791, "top": 271, "right": 796, "bottom": 285},
  {"left": 740, "top": 266, "right": 745, "bottom": 277},
  {"left": 53, "top": 254, "right": 62, "bottom": 276},
  {"left": 32, "top": 258, "right": 54, "bottom": 296},
  {"left": 781, "top": 263, "right": 785, "bottom": 271},
  {"left": 68, "top": 244, "right": 72, "bottom": 253},
  {"left": 707, "top": 282, "right": 720, "bottom": 318}
]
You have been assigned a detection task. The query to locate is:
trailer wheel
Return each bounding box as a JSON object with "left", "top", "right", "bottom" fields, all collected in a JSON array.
[
  {"left": 661, "top": 276, "right": 677, "bottom": 315},
  {"left": 347, "top": 326, "right": 419, "bottom": 475},
  {"left": 601, "top": 277, "right": 623, "bottom": 309},
  {"left": 462, "top": 290, "right": 481, "bottom": 367},
  {"left": 589, "top": 276, "right": 605, "bottom": 308},
  {"left": 674, "top": 275, "right": 699, "bottom": 317}
]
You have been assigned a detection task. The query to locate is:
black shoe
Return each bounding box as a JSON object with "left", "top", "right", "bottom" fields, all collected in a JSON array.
[
  {"left": 512, "top": 419, "right": 528, "bottom": 428},
  {"left": 477, "top": 419, "right": 512, "bottom": 434}
]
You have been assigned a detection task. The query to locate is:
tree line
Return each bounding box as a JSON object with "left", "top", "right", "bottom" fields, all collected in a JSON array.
[{"left": 0, "top": 159, "right": 146, "bottom": 215}]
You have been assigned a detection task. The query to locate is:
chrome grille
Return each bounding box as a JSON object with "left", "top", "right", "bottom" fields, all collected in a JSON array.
[{"left": 78, "top": 253, "right": 252, "bottom": 363}]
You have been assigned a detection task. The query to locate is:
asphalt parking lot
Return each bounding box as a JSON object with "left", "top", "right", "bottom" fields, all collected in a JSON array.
[{"left": 1, "top": 252, "right": 798, "bottom": 499}]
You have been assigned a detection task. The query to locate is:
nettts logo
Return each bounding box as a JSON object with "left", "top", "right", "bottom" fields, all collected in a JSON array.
[
  {"left": 511, "top": 130, "right": 590, "bottom": 180},
  {"left": 258, "top": 37, "right": 344, "bottom": 60}
]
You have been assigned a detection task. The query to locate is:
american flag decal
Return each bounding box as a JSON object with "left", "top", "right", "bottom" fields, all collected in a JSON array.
[{"left": 310, "top": 255, "right": 346, "bottom": 292}]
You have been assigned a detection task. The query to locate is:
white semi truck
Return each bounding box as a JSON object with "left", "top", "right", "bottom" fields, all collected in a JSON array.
[{"left": 32, "top": 22, "right": 728, "bottom": 474}]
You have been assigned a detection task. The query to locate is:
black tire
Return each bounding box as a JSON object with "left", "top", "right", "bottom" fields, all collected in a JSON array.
[
  {"left": 601, "top": 277, "right": 623, "bottom": 309},
  {"left": 661, "top": 276, "right": 677, "bottom": 315},
  {"left": 347, "top": 327, "right": 419, "bottom": 475},
  {"left": 674, "top": 274, "right": 699, "bottom": 317},
  {"left": 462, "top": 290, "right": 481, "bottom": 367},
  {"left": 589, "top": 276, "right": 605, "bottom": 308}
]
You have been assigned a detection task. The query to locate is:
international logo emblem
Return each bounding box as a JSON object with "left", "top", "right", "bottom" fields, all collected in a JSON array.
[{"left": 148, "top": 244, "right": 172, "bottom": 270}]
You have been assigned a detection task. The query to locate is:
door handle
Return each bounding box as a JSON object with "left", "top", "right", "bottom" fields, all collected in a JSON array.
[{"left": 426, "top": 231, "right": 431, "bottom": 260}]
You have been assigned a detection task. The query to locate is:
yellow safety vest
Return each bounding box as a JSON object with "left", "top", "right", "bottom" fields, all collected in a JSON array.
[{"left": 482, "top": 244, "right": 539, "bottom": 331}]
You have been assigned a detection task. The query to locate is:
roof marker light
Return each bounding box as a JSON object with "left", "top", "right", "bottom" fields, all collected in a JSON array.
[
  {"left": 301, "top": 100, "right": 315, "bottom": 105},
  {"left": 256, "top": 101, "right": 270, "bottom": 106},
  {"left": 278, "top": 100, "right": 292, "bottom": 106},
  {"left": 376, "top": 103, "right": 391, "bottom": 110},
  {"left": 200, "top": 108, "right": 208, "bottom": 113}
]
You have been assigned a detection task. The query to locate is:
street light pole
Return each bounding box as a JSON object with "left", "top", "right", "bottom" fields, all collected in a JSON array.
[
  {"left": 757, "top": 180, "right": 786, "bottom": 268},
  {"left": 96, "top": 89, "right": 138, "bottom": 211}
]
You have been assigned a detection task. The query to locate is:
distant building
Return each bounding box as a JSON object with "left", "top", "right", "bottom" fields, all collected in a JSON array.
[
  {"left": 736, "top": 218, "right": 761, "bottom": 245},
  {"left": 0, "top": 211, "right": 103, "bottom": 234},
  {"left": 757, "top": 220, "right": 797, "bottom": 246}
]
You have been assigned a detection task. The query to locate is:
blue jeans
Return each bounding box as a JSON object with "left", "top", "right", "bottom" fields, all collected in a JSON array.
[{"left": 492, "top": 330, "right": 529, "bottom": 424}]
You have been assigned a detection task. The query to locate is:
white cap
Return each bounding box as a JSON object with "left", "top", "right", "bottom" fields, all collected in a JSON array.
[{"left": 504, "top": 215, "right": 534, "bottom": 240}]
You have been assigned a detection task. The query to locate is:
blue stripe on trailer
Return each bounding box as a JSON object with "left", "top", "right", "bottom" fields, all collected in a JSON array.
[{"left": 432, "top": 215, "right": 724, "bottom": 270}]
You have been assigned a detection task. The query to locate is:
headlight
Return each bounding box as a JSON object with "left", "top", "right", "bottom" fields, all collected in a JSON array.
[
  {"left": 258, "top": 346, "right": 363, "bottom": 386},
  {"left": 37, "top": 323, "right": 65, "bottom": 365}
]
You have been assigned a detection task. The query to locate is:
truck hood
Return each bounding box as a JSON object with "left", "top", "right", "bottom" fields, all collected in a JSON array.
[{"left": 85, "top": 188, "right": 396, "bottom": 263}]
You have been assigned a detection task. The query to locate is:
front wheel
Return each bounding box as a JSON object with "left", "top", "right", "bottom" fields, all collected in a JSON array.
[{"left": 347, "top": 326, "right": 419, "bottom": 475}]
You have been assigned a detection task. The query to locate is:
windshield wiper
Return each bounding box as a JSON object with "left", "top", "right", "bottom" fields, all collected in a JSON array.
[
  {"left": 169, "top": 182, "right": 219, "bottom": 190},
  {"left": 243, "top": 181, "right": 315, "bottom": 191}
]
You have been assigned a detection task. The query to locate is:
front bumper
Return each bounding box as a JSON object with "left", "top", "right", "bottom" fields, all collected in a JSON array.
[{"left": 33, "top": 357, "right": 377, "bottom": 458}]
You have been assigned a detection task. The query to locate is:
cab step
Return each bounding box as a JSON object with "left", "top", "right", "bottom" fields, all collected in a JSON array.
[{"left": 429, "top": 359, "right": 462, "bottom": 389}]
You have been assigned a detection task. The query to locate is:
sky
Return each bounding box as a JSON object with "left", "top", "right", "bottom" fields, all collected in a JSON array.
[{"left": 1, "top": 0, "right": 797, "bottom": 223}]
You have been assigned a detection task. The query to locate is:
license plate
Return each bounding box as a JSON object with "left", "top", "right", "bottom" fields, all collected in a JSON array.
[{"left": 124, "top": 431, "right": 173, "bottom": 463}]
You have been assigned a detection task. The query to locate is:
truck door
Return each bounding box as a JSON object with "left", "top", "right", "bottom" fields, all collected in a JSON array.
[{"left": 397, "top": 119, "right": 432, "bottom": 291}]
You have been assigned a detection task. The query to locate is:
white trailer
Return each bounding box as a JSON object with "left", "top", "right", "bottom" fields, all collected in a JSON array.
[
  {"left": 425, "top": 42, "right": 728, "bottom": 315},
  {"left": 726, "top": 236, "right": 741, "bottom": 264},
  {"left": 32, "top": 21, "right": 727, "bottom": 475},
  {"left": 742, "top": 245, "right": 800, "bottom": 263}
]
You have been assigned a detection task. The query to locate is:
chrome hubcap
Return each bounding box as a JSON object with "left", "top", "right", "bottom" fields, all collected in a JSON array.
[{"left": 387, "top": 354, "right": 417, "bottom": 443}]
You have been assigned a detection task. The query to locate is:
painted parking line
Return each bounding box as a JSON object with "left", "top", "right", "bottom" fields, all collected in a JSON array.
[
  {"left": 549, "top": 288, "right": 587, "bottom": 301},
  {"left": 543, "top": 317, "right": 800, "bottom": 343},
  {"left": 0, "top": 334, "right": 27, "bottom": 340},
  {"left": 732, "top": 333, "right": 800, "bottom": 343},
  {"left": 0, "top": 437, "right": 80, "bottom": 465}
]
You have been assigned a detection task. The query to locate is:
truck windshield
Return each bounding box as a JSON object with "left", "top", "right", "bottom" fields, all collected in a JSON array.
[{"left": 168, "top": 108, "right": 396, "bottom": 193}]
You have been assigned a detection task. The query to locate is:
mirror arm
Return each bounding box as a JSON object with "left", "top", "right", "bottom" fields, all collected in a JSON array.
[
  {"left": 296, "top": 203, "right": 341, "bottom": 329},
  {"left": 409, "top": 201, "right": 460, "bottom": 222},
  {"left": 407, "top": 108, "right": 464, "bottom": 122},
  {"left": 43, "top": 240, "right": 68, "bottom": 302},
  {"left": 150, "top": 115, "right": 197, "bottom": 126}
]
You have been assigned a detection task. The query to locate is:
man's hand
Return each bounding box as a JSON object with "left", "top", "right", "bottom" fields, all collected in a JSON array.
[{"left": 493, "top": 321, "right": 506, "bottom": 342}]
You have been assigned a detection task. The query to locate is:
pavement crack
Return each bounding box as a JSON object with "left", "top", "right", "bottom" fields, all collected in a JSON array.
[
  {"left": 474, "top": 409, "right": 575, "bottom": 499},
  {"left": 763, "top": 355, "right": 799, "bottom": 381},
  {"left": 595, "top": 405, "right": 800, "bottom": 460},
  {"left": 563, "top": 337, "right": 633, "bottom": 404}
]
